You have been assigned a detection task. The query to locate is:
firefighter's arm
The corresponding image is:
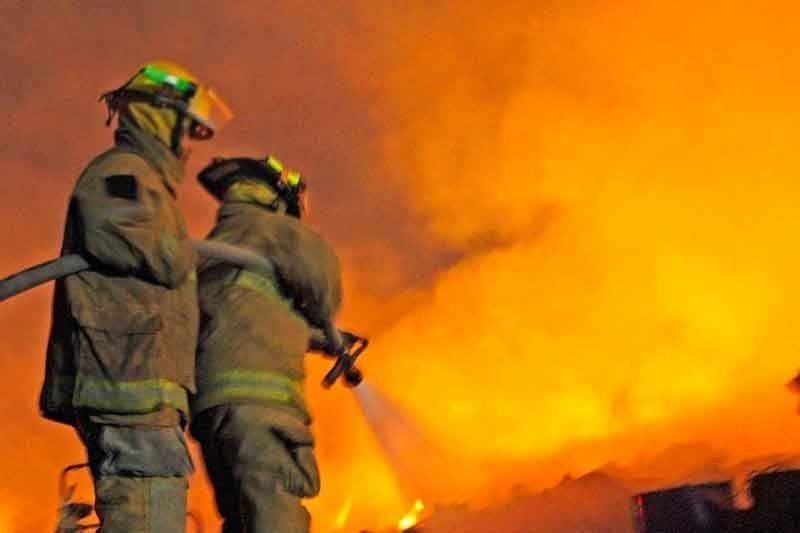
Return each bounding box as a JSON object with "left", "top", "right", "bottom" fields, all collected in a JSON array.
[
  {"left": 277, "top": 226, "right": 343, "bottom": 329},
  {"left": 74, "top": 164, "right": 195, "bottom": 288}
]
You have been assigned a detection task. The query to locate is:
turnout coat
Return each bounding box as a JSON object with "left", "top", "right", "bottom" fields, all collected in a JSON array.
[
  {"left": 40, "top": 119, "right": 198, "bottom": 426},
  {"left": 191, "top": 201, "right": 341, "bottom": 422}
]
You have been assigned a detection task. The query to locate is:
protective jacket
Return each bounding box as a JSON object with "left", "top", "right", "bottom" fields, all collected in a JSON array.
[
  {"left": 192, "top": 201, "right": 341, "bottom": 422},
  {"left": 40, "top": 117, "right": 198, "bottom": 426}
]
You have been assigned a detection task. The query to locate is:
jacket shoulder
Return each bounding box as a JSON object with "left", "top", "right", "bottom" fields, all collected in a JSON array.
[
  {"left": 77, "top": 148, "right": 159, "bottom": 191},
  {"left": 285, "top": 217, "right": 339, "bottom": 262}
]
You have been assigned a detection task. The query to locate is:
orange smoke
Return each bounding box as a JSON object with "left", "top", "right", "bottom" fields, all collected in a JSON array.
[
  {"left": 0, "top": 507, "right": 11, "bottom": 533},
  {"left": 312, "top": 0, "right": 800, "bottom": 527}
]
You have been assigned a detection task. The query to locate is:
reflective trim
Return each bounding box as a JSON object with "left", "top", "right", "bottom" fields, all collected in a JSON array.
[
  {"left": 232, "top": 269, "right": 282, "bottom": 299},
  {"left": 266, "top": 155, "right": 284, "bottom": 174},
  {"left": 73, "top": 376, "right": 189, "bottom": 414},
  {"left": 142, "top": 63, "right": 196, "bottom": 94},
  {"left": 194, "top": 369, "right": 306, "bottom": 412},
  {"left": 286, "top": 170, "right": 302, "bottom": 187},
  {"left": 160, "top": 232, "right": 180, "bottom": 257}
]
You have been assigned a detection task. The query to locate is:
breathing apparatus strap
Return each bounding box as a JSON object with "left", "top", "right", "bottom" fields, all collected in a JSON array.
[{"left": 169, "top": 108, "right": 186, "bottom": 156}]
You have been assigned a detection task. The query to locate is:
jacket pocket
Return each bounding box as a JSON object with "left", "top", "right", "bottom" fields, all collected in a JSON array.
[{"left": 71, "top": 301, "right": 162, "bottom": 387}]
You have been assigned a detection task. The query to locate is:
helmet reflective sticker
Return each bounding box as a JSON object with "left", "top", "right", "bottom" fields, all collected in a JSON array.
[
  {"left": 285, "top": 170, "right": 302, "bottom": 188},
  {"left": 265, "top": 155, "right": 284, "bottom": 174},
  {"left": 282, "top": 169, "right": 307, "bottom": 218},
  {"left": 141, "top": 64, "right": 197, "bottom": 96}
]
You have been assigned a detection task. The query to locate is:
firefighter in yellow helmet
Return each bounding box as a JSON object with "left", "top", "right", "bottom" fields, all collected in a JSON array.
[
  {"left": 40, "top": 61, "right": 232, "bottom": 533},
  {"left": 191, "top": 156, "right": 341, "bottom": 532}
]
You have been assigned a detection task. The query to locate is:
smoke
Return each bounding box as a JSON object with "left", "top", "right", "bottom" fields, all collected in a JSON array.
[
  {"left": 0, "top": 505, "right": 12, "bottom": 533},
  {"left": 331, "top": 0, "right": 800, "bottom": 518}
]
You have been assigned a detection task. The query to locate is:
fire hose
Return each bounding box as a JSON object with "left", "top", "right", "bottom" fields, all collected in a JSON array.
[{"left": 0, "top": 239, "right": 365, "bottom": 388}]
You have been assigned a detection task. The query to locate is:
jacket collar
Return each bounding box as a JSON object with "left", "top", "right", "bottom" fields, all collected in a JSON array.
[{"left": 114, "top": 116, "right": 185, "bottom": 196}]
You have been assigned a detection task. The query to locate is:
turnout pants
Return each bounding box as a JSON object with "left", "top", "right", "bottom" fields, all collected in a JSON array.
[
  {"left": 78, "top": 418, "right": 194, "bottom": 533},
  {"left": 191, "top": 404, "right": 320, "bottom": 533}
]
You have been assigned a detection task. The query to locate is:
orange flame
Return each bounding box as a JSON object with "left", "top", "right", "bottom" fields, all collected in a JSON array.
[
  {"left": 317, "top": 0, "right": 800, "bottom": 522},
  {"left": 397, "top": 499, "right": 424, "bottom": 531},
  {"left": 333, "top": 497, "right": 353, "bottom": 530}
]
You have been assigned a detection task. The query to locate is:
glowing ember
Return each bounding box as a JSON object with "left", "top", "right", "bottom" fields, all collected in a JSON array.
[{"left": 397, "top": 499, "right": 424, "bottom": 531}]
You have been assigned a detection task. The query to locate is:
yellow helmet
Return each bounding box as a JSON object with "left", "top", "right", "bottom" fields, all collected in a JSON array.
[{"left": 101, "top": 60, "right": 234, "bottom": 139}]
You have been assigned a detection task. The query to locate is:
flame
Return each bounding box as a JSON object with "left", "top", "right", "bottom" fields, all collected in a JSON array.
[
  {"left": 397, "top": 499, "right": 424, "bottom": 531},
  {"left": 333, "top": 497, "right": 353, "bottom": 530},
  {"left": 325, "top": 0, "right": 800, "bottom": 520}
]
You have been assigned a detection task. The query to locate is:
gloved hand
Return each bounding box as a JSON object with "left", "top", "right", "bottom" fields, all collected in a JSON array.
[{"left": 307, "top": 328, "right": 360, "bottom": 356}]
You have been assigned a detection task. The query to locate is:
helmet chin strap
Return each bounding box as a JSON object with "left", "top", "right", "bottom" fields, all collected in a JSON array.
[{"left": 170, "top": 109, "right": 187, "bottom": 157}]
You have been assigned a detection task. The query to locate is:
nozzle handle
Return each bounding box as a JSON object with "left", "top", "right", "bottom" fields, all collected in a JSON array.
[{"left": 321, "top": 323, "right": 368, "bottom": 388}]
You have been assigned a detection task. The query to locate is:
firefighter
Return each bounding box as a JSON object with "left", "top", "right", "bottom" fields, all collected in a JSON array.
[
  {"left": 40, "top": 61, "right": 232, "bottom": 532},
  {"left": 191, "top": 156, "right": 342, "bottom": 533}
]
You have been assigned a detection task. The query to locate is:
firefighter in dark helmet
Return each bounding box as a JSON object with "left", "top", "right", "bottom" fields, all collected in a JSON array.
[
  {"left": 40, "top": 61, "right": 233, "bottom": 532},
  {"left": 191, "top": 156, "right": 342, "bottom": 533}
]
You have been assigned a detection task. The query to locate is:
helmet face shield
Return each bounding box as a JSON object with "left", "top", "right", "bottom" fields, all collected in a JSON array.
[{"left": 187, "top": 86, "right": 234, "bottom": 138}]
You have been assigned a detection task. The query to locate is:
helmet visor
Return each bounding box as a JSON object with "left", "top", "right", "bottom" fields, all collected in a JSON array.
[{"left": 187, "top": 86, "right": 234, "bottom": 138}]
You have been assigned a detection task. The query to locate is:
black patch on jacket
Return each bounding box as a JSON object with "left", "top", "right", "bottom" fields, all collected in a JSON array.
[{"left": 104, "top": 174, "right": 139, "bottom": 201}]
